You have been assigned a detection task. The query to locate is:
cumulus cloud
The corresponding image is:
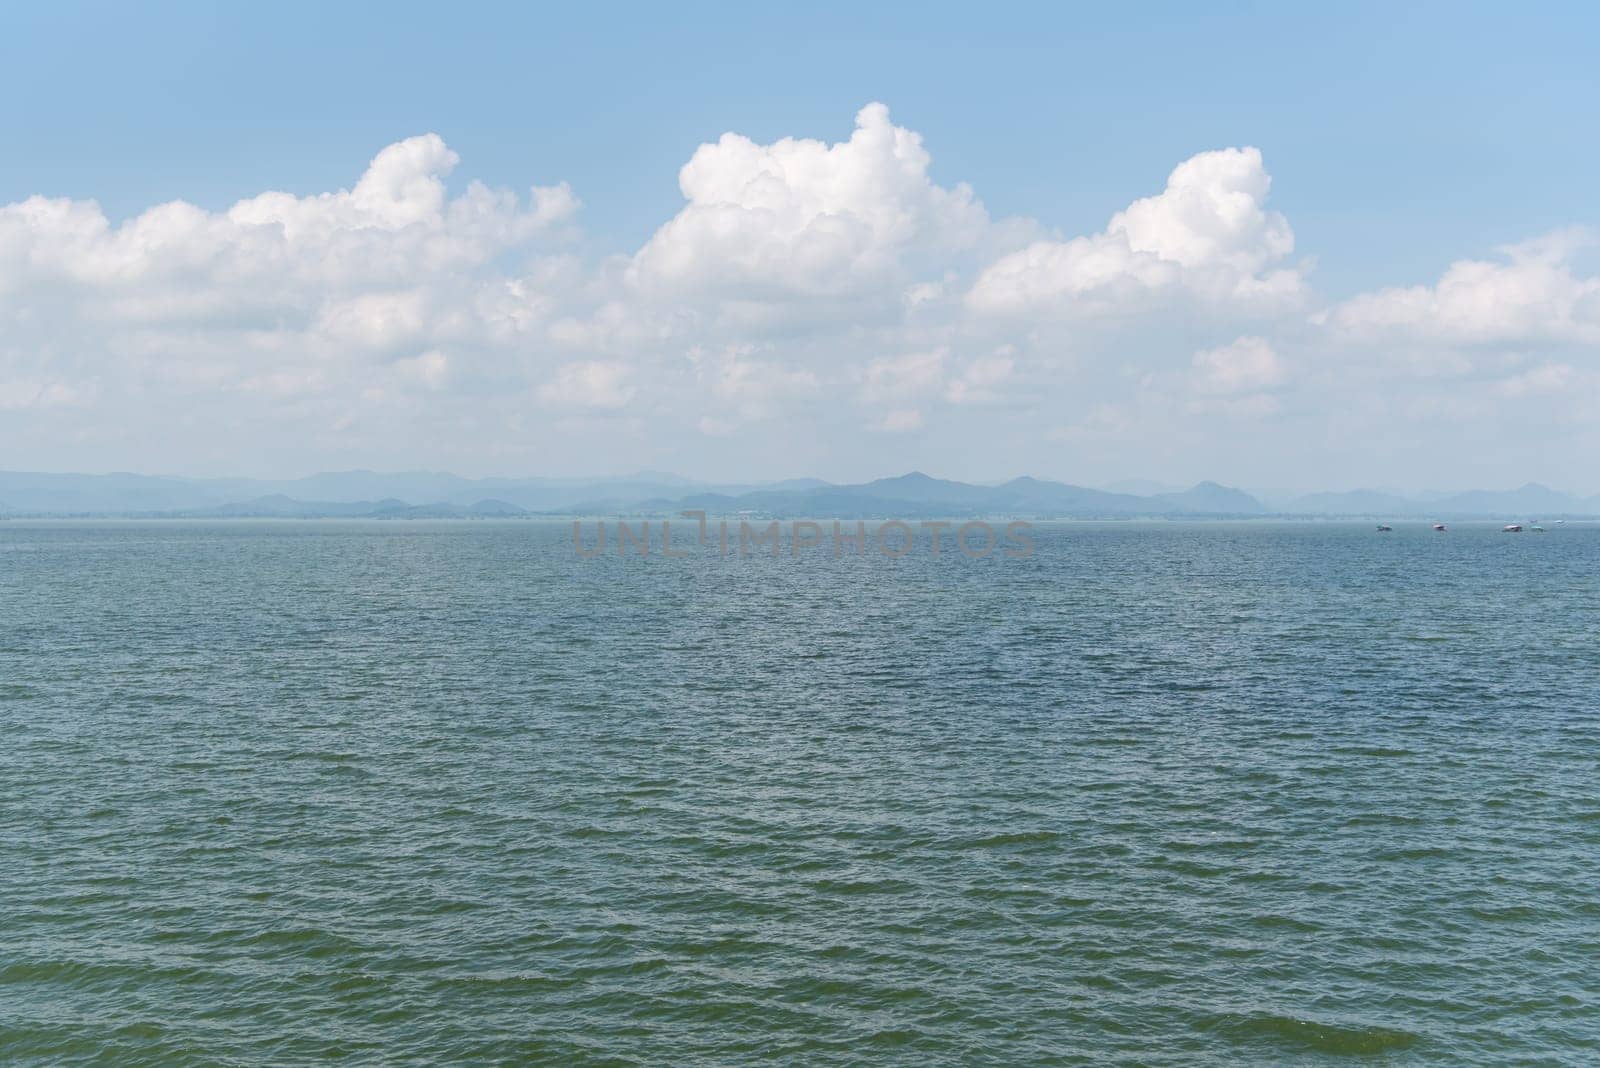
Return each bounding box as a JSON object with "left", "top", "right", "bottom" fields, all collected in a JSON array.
[
  {"left": 860, "top": 349, "right": 946, "bottom": 404},
  {"left": 0, "top": 133, "right": 575, "bottom": 361},
  {"left": 629, "top": 103, "right": 989, "bottom": 307},
  {"left": 1, "top": 105, "right": 1595, "bottom": 487},
  {"left": 945, "top": 349, "right": 1016, "bottom": 405},
  {"left": 684, "top": 345, "right": 820, "bottom": 429},
  {"left": 967, "top": 147, "right": 1305, "bottom": 317},
  {"left": 1320, "top": 229, "right": 1600, "bottom": 347},
  {"left": 538, "top": 361, "right": 634, "bottom": 410},
  {"left": 1192, "top": 336, "right": 1285, "bottom": 395},
  {"left": 395, "top": 350, "right": 452, "bottom": 391}
]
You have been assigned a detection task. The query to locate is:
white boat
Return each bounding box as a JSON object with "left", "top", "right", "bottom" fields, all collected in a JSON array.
[
  {"left": 1432, "top": 523, "right": 1446, "bottom": 531},
  {"left": 1376, "top": 524, "right": 1393, "bottom": 532},
  {"left": 1502, "top": 524, "right": 1523, "bottom": 533}
]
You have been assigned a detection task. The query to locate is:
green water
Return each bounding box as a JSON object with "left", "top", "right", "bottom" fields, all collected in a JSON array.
[{"left": 2, "top": 520, "right": 1597, "bottom": 1064}]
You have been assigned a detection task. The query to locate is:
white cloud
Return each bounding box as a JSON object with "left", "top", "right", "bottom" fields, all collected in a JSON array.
[
  {"left": 316, "top": 291, "right": 430, "bottom": 354},
  {"left": 395, "top": 350, "right": 452, "bottom": 391},
  {"left": 629, "top": 103, "right": 989, "bottom": 307},
  {"left": 873, "top": 408, "right": 925, "bottom": 433},
  {"left": 1321, "top": 229, "right": 1600, "bottom": 347},
  {"left": 1112, "top": 148, "right": 1293, "bottom": 273},
  {"left": 1192, "top": 336, "right": 1285, "bottom": 395},
  {"left": 1490, "top": 362, "right": 1600, "bottom": 421},
  {"left": 0, "top": 378, "right": 89, "bottom": 410},
  {"left": 945, "top": 349, "right": 1016, "bottom": 404},
  {"left": 686, "top": 345, "right": 820, "bottom": 427},
  {"left": 968, "top": 147, "right": 1306, "bottom": 318},
  {"left": 860, "top": 349, "right": 946, "bottom": 404},
  {"left": 538, "top": 361, "right": 634, "bottom": 410},
  {"left": 1, "top": 106, "right": 1595, "bottom": 488},
  {"left": 0, "top": 132, "right": 573, "bottom": 343}
]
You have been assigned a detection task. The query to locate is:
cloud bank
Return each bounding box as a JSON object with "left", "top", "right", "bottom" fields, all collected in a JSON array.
[{"left": 2, "top": 106, "right": 1596, "bottom": 488}]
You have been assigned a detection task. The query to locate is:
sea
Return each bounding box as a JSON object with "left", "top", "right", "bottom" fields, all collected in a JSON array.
[{"left": 2, "top": 519, "right": 1596, "bottom": 1065}]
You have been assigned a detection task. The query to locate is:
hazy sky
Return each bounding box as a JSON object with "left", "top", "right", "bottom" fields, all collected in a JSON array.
[{"left": 3, "top": 1, "right": 1598, "bottom": 490}]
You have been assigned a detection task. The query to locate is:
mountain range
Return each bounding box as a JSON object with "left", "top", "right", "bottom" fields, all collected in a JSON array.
[{"left": 2, "top": 470, "right": 1596, "bottom": 519}]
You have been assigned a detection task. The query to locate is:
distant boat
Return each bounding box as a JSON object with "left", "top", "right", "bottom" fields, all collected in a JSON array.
[
  {"left": 1502, "top": 524, "right": 1523, "bottom": 533},
  {"left": 1531, "top": 525, "right": 1547, "bottom": 533},
  {"left": 1432, "top": 523, "right": 1446, "bottom": 531},
  {"left": 1376, "top": 524, "right": 1393, "bottom": 532}
]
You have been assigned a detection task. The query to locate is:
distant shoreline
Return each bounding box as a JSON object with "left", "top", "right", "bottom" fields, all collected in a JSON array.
[
  {"left": 4, "top": 514, "right": 1591, "bottom": 525},
  {"left": 4, "top": 469, "right": 1596, "bottom": 523}
]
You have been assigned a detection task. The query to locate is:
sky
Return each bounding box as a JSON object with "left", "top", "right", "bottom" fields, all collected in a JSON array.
[{"left": 2, "top": 1, "right": 1598, "bottom": 491}]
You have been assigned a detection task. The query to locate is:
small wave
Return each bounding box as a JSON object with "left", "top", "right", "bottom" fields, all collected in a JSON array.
[
  {"left": 1202, "top": 1011, "right": 1422, "bottom": 1055},
  {"left": 963, "top": 830, "right": 1062, "bottom": 849}
]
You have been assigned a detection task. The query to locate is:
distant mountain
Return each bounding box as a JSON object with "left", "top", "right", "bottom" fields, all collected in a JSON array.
[
  {"left": 758, "top": 477, "right": 832, "bottom": 492},
  {"left": 0, "top": 468, "right": 1593, "bottom": 519},
  {"left": 465, "top": 498, "right": 529, "bottom": 516},
  {"left": 598, "top": 476, "right": 1262, "bottom": 518},
  {"left": 1282, "top": 489, "right": 1425, "bottom": 516},
  {"left": 852, "top": 472, "right": 1002, "bottom": 508},
  {"left": 1278, "top": 482, "right": 1595, "bottom": 518},
  {"left": 0, "top": 471, "right": 220, "bottom": 513},
  {"left": 188, "top": 495, "right": 531, "bottom": 519},
  {"left": 0, "top": 470, "right": 800, "bottom": 516},
  {"left": 1431, "top": 483, "right": 1583, "bottom": 516},
  {"left": 1100, "top": 478, "right": 1186, "bottom": 496},
  {"left": 195, "top": 494, "right": 378, "bottom": 518},
  {"left": 1150, "top": 481, "right": 1264, "bottom": 515}
]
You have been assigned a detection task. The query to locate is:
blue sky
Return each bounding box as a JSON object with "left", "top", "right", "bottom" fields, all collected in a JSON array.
[{"left": 3, "top": 2, "right": 1598, "bottom": 488}]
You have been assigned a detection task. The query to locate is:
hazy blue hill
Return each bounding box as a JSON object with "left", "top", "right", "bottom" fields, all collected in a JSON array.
[
  {"left": 603, "top": 475, "right": 1262, "bottom": 518},
  {"left": 464, "top": 499, "right": 528, "bottom": 516},
  {"left": 193, "top": 495, "right": 412, "bottom": 518},
  {"left": 1100, "top": 478, "right": 1187, "bottom": 496},
  {"left": 983, "top": 478, "right": 1262, "bottom": 515},
  {"left": 849, "top": 472, "right": 1001, "bottom": 508},
  {"left": 471, "top": 480, "right": 668, "bottom": 510},
  {"left": 653, "top": 492, "right": 741, "bottom": 512},
  {"left": 758, "top": 478, "right": 832, "bottom": 492},
  {"left": 1432, "top": 483, "right": 1586, "bottom": 516},
  {"left": 1276, "top": 483, "right": 1599, "bottom": 517},
  {"left": 989, "top": 476, "right": 1142, "bottom": 512},
  {"left": 467, "top": 476, "right": 819, "bottom": 511},
  {"left": 186, "top": 495, "right": 524, "bottom": 518},
  {"left": 1283, "top": 489, "right": 1423, "bottom": 515},
  {"left": 0, "top": 471, "right": 220, "bottom": 513},
  {"left": 196, "top": 495, "right": 365, "bottom": 518},
  {"left": 198, "top": 470, "right": 478, "bottom": 506},
  {"left": 1, "top": 468, "right": 1593, "bottom": 518},
  {"left": 1149, "top": 481, "right": 1265, "bottom": 515},
  {"left": 185, "top": 471, "right": 825, "bottom": 512}
]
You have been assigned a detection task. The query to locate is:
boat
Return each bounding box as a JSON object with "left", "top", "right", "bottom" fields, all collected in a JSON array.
[
  {"left": 1531, "top": 525, "right": 1547, "bottom": 533},
  {"left": 1376, "top": 524, "right": 1393, "bottom": 532},
  {"left": 1502, "top": 524, "right": 1523, "bottom": 533},
  {"left": 1432, "top": 523, "right": 1446, "bottom": 531}
]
